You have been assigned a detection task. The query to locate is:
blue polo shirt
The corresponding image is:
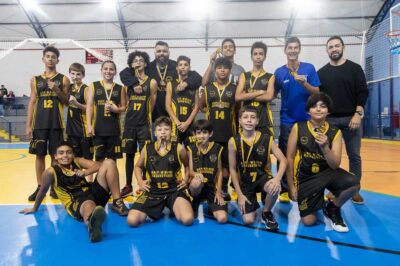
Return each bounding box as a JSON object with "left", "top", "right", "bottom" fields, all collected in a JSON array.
[{"left": 274, "top": 62, "right": 320, "bottom": 125}]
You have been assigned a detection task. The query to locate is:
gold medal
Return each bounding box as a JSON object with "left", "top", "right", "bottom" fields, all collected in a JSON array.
[
  {"left": 160, "top": 80, "right": 166, "bottom": 87},
  {"left": 157, "top": 64, "right": 168, "bottom": 88}
]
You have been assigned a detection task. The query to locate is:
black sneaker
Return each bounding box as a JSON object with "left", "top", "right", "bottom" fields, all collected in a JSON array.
[
  {"left": 28, "top": 186, "right": 41, "bottom": 201},
  {"left": 120, "top": 185, "right": 133, "bottom": 198},
  {"left": 323, "top": 201, "right": 349, "bottom": 233},
  {"left": 111, "top": 198, "right": 129, "bottom": 216},
  {"left": 50, "top": 186, "right": 58, "bottom": 199},
  {"left": 261, "top": 211, "right": 279, "bottom": 231},
  {"left": 88, "top": 206, "right": 106, "bottom": 243}
]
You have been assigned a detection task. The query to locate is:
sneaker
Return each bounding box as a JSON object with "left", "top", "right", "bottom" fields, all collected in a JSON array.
[
  {"left": 351, "top": 193, "right": 364, "bottom": 205},
  {"left": 28, "top": 186, "right": 40, "bottom": 201},
  {"left": 261, "top": 211, "right": 279, "bottom": 231},
  {"left": 88, "top": 206, "right": 106, "bottom": 243},
  {"left": 278, "top": 192, "right": 290, "bottom": 203},
  {"left": 323, "top": 201, "right": 349, "bottom": 233},
  {"left": 120, "top": 185, "right": 133, "bottom": 198},
  {"left": 111, "top": 198, "right": 129, "bottom": 216},
  {"left": 50, "top": 186, "right": 58, "bottom": 199}
]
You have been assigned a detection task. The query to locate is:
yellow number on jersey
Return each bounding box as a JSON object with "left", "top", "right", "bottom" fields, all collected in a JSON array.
[
  {"left": 180, "top": 106, "right": 188, "bottom": 115},
  {"left": 43, "top": 99, "right": 53, "bottom": 109},
  {"left": 250, "top": 172, "right": 257, "bottom": 182},
  {"left": 157, "top": 182, "right": 169, "bottom": 189},
  {"left": 215, "top": 110, "right": 225, "bottom": 120},
  {"left": 133, "top": 103, "right": 142, "bottom": 111}
]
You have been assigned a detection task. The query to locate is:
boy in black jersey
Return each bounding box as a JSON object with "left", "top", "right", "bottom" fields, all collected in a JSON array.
[
  {"left": 19, "top": 141, "right": 129, "bottom": 243},
  {"left": 235, "top": 42, "right": 275, "bottom": 136},
  {"left": 120, "top": 51, "right": 157, "bottom": 198},
  {"left": 200, "top": 57, "right": 238, "bottom": 201},
  {"left": 166, "top": 55, "right": 199, "bottom": 146},
  {"left": 66, "top": 63, "right": 94, "bottom": 167},
  {"left": 86, "top": 61, "right": 127, "bottom": 162},
  {"left": 286, "top": 93, "right": 360, "bottom": 232},
  {"left": 188, "top": 120, "right": 227, "bottom": 224},
  {"left": 127, "top": 117, "right": 194, "bottom": 227},
  {"left": 26, "top": 46, "right": 70, "bottom": 201},
  {"left": 229, "top": 106, "right": 287, "bottom": 230}
]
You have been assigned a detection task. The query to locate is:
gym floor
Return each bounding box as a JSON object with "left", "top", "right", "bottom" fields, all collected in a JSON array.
[{"left": 0, "top": 140, "right": 399, "bottom": 265}]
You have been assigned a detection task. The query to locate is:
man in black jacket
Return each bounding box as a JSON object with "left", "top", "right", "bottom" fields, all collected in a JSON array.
[
  {"left": 318, "top": 36, "right": 369, "bottom": 204},
  {"left": 120, "top": 41, "right": 202, "bottom": 121}
]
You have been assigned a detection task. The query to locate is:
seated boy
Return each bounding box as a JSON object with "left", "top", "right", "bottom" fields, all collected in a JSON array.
[
  {"left": 187, "top": 119, "right": 227, "bottom": 224},
  {"left": 19, "top": 141, "right": 129, "bottom": 242}
]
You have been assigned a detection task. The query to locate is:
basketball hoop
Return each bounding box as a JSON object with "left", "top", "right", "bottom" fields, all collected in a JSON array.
[{"left": 386, "top": 30, "right": 400, "bottom": 54}]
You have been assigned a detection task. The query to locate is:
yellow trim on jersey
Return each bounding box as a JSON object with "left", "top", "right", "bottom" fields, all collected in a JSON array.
[
  {"left": 32, "top": 77, "right": 38, "bottom": 129},
  {"left": 143, "top": 143, "right": 148, "bottom": 166},
  {"left": 332, "top": 129, "right": 342, "bottom": 143},
  {"left": 177, "top": 143, "right": 182, "bottom": 165},
  {"left": 139, "top": 75, "right": 149, "bottom": 85},
  {"left": 58, "top": 101, "right": 65, "bottom": 128},
  {"left": 154, "top": 142, "right": 172, "bottom": 157},
  {"left": 231, "top": 137, "right": 237, "bottom": 152},
  {"left": 41, "top": 72, "right": 59, "bottom": 80},
  {"left": 240, "top": 131, "right": 261, "bottom": 146},
  {"left": 307, "top": 120, "right": 329, "bottom": 138},
  {"left": 187, "top": 145, "right": 193, "bottom": 156},
  {"left": 217, "top": 145, "right": 223, "bottom": 161},
  {"left": 196, "top": 141, "right": 215, "bottom": 155}
]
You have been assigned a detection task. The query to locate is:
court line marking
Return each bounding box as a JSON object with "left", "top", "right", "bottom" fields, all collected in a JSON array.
[
  {"left": 0, "top": 152, "right": 26, "bottom": 164},
  {"left": 204, "top": 215, "right": 400, "bottom": 255}
]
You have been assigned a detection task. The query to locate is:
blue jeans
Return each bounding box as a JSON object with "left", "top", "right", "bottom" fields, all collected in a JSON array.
[
  {"left": 327, "top": 116, "right": 362, "bottom": 183},
  {"left": 278, "top": 123, "right": 294, "bottom": 193}
]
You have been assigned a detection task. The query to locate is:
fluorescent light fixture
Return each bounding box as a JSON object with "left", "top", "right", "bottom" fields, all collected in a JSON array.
[
  {"left": 20, "top": 0, "right": 40, "bottom": 12},
  {"left": 102, "top": 0, "right": 118, "bottom": 9},
  {"left": 288, "top": 0, "right": 314, "bottom": 11},
  {"left": 183, "top": 0, "right": 216, "bottom": 20}
]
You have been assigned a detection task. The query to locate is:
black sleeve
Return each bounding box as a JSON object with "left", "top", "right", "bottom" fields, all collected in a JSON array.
[
  {"left": 317, "top": 68, "right": 325, "bottom": 92},
  {"left": 186, "top": 70, "right": 202, "bottom": 90},
  {"left": 119, "top": 67, "right": 139, "bottom": 87},
  {"left": 354, "top": 64, "right": 369, "bottom": 107}
]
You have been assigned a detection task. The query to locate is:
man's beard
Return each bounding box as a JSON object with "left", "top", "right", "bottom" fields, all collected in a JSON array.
[
  {"left": 329, "top": 51, "right": 343, "bottom": 62},
  {"left": 157, "top": 56, "right": 168, "bottom": 67}
]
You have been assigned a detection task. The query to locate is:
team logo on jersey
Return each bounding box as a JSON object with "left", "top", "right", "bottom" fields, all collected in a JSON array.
[
  {"left": 168, "top": 155, "right": 176, "bottom": 163},
  {"left": 209, "top": 154, "right": 217, "bottom": 163},
  {"left": 54, "top": 80, "right": 61, "bottom": 87},
  {"left": 256, "top": 146, "right": 266, "bottom": 155},
  {"left": 300, "top": 136, "right": 308, "bottom": 145},
  {"left": 209, "top": 90, "right": 215, "bottom": 97},
  {"left": 37, "top": 81, "right": 44, "bottom": 88},
  {"left": 193, "top": 155, "right": 199, "bottom": 163},
  {"left": 96, "top": 89, "right": 103, "bottom": 95},
  {"left": 142, "top": 85, "right": 148, "bottom": 92},
  {"left": 261, "top": 78, "right": 268, "bottom": 85},
  {"left": 112, "top": 91, "right": 119, "bottom": 97},
  {"left": 226, "top": 91, "right": 233, "bottom": 98},
  {"left": 299, "top": 198, "right": 308, "bottom": 211},
  {"left": 311, "top": 163, "right": 320, "bottom": 174}
]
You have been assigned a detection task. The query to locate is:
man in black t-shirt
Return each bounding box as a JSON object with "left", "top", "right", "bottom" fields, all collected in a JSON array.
[{"left": 318, "top": 36, "right": 369, "bottom": 204}]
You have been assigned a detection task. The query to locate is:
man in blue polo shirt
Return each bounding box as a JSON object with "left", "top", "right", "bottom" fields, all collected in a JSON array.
[{"left": 274, "top": 36, "right": 320, "bottom": 203}]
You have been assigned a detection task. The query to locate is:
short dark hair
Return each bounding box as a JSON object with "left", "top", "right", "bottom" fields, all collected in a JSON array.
[
  {"left": 154, "top": 116, "right": 172, "bottom": 128},
  {"left": 155, "top": 41, "right": 169, "bottom": 48},
  {"left": 56, "top": 141, "right": 74, "bottom": 152},
  {"left": 239, "top": 105, "right": 259, "bottom": 118},
  {"left": 221, "top": 38, "right": 236, "bottom": 50},
  {"left": 127, "top": 50, "right": 150, "bottom": 67},
  {"left": 43, "top": 46, "right": 60, "bottom": 58},
  {"left": 177, "top": 55, "right": 191, "bottom": 65},
  {"left": 193, "top": 119, "right": 213, "bottom": 133},
  {"left": 326, "top": 35, "right": 344, "bottom": 46},
  {"left": 305, "top": 92, "right": 333, "bottom": 112},
  {"left": 101, "top": 60, "right": 117, "bottom": 71},
  {"left": 251, "top": 41, "right": 267, "bottom": 55},
  {"left": 285, "top": 36, "right": 301, "bottom": 50},
  {"left": 69, "top": 62, "right": 85, "bottom": 75},
  {"left": 214, "top": 57, "right": 232, "bottom": 70}
]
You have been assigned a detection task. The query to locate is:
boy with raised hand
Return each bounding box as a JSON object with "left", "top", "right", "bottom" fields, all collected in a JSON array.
[
  {"left": 20, "top": 141, "right": 129, "bottom": 243},
  {"left": 187, "top": 119, "right": 227, "bottom": 224},
  {"left": 229, "top": 106, "right": 287, "bottom": 230},
  {"left": 286, "top": 93, "right": 360, "bottom": 232}
]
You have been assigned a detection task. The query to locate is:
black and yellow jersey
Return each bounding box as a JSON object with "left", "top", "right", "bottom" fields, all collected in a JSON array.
[
  {"left": 32, "top": 73, "right": 66, "bottom": 130},
  {"left": 144, "top": 142, "right": 183, "bottom": 195},
  {"left": 241, "top": 71, "right": 274, "bottom": 135},
  {"left": 294, "top": 121, "right": 341, "bottom": 181},
  {"left": 125, "top": 76, "right": 153, "bottom": 128},
  {"left": 66, "top": 83, "right": 89, "bottom": 137},
  {"left": 170, "top": 79, "right": 196, "bottom": 123},
  {"left": 92, "top": 81, "right": 123, "bottom": 136},
  {"left": 187, "top": 142, "right": 223, "bottom": 188},
  {"left": 52, "top": 161, "right": 91, "bottom": 218},
  {"left": 204, "top": 82, "right": 237, "bottom": 142},
  {"left": 232, "top": 131, "right": 273, "bottom": 185}
]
